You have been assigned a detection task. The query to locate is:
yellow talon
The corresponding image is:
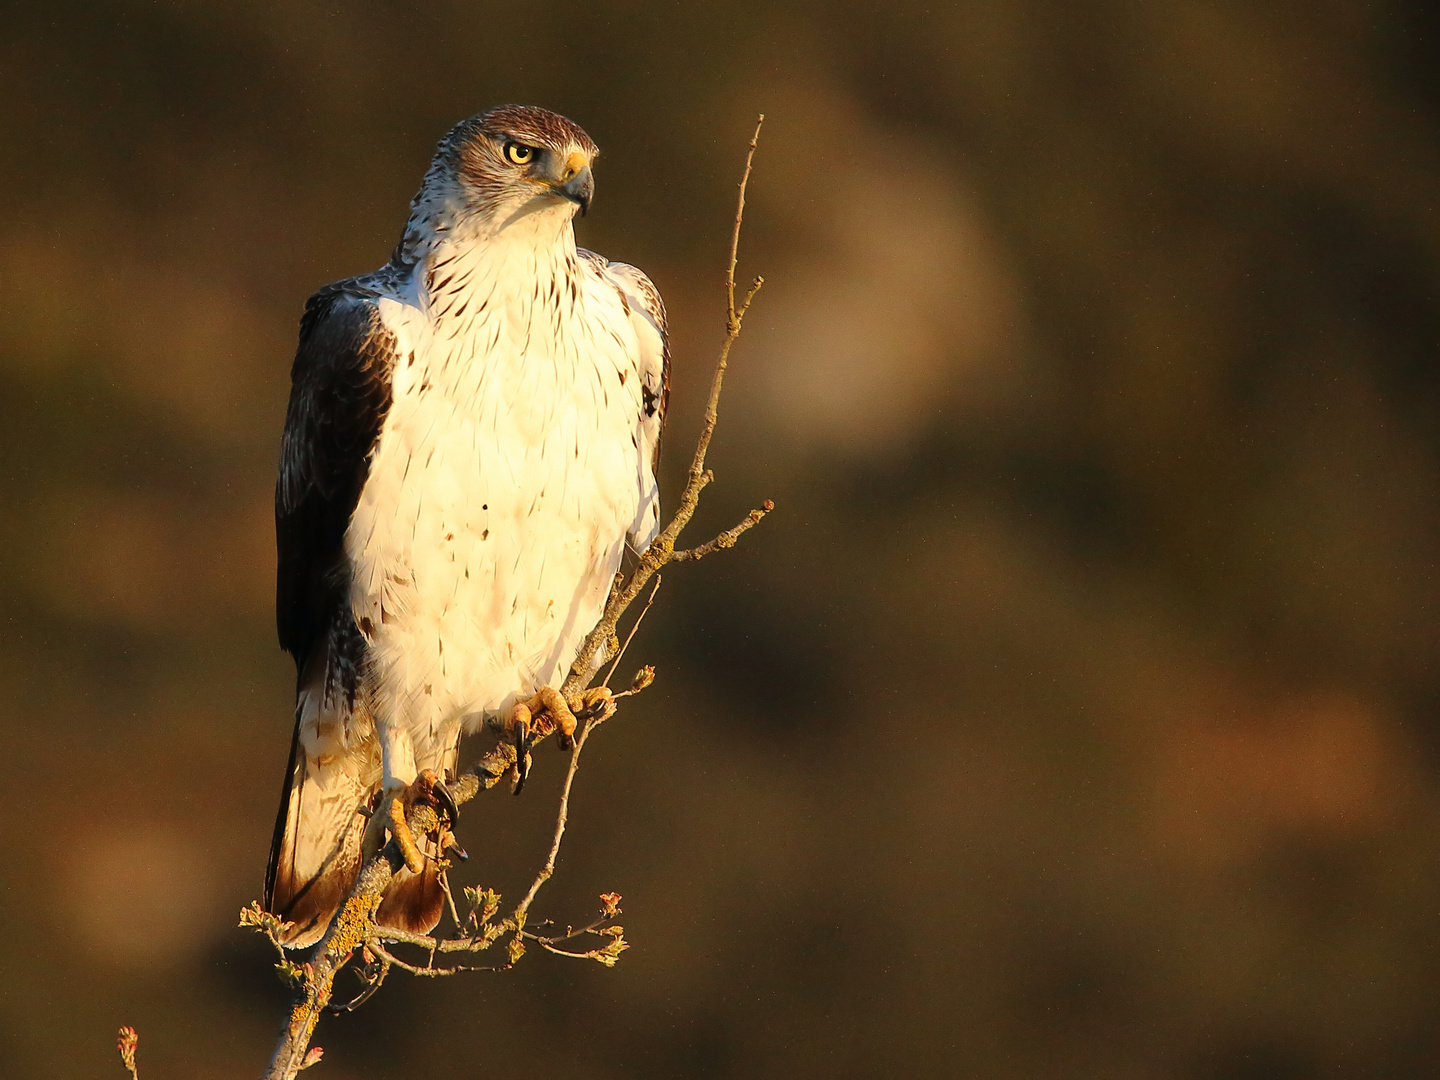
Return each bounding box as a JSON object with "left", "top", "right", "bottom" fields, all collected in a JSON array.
[{"left": 388, "top": 791, "right": 425, "bottom": 874}]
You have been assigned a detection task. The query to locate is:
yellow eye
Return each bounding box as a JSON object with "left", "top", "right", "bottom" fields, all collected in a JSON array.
[{"left": 504, "top": 141, "right": 535, "bottom": 166}]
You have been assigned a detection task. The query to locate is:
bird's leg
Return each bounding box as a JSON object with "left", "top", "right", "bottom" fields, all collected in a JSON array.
[
  {"left": 362, "top": 769, "right": 453, "bottom": 874},
  {"left": 501, "top": 686, "right": 617, "bottom": 793},
  {"left": 573, "top": 685, "right": 616, "bottom": 723},
  {"left": 533, "top": 686, "right": 578, "bottom": 747},
  {"left": 502, "top": 689, "right": 566, "bottom": 795},
  {"left": 386, "top": 783, "right": 425, "bottom": 874},
  {"left": 432, "top": 770, "right": 475, "bottom": 861},
  {"left": 361, "top": 782, "right": 402, "bottom": 862},
  {"left": 431, "top": 777, "right": 460, "bottom": 828}
]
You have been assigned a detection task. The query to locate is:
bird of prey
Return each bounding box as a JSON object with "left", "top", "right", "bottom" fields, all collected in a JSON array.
[{"left": 264, "top": 106, "right": 668, "bottom": 949}]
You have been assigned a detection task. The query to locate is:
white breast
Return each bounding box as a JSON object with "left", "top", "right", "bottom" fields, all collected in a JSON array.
[{"left": 343, "top": 234, "right": 653, "bottom": 770}]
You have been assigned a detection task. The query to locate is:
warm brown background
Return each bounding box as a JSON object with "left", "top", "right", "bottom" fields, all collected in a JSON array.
[{"left": 3, "top": 2, "right": 1440, "bottom": 1077}]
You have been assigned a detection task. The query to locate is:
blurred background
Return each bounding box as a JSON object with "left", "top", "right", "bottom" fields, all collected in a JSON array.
[{"left": 3, "top": 2, "right": 1440, "bottom": 1076}]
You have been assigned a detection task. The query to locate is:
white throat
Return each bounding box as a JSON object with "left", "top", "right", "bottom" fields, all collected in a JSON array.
[{"left": 415, "top": 203, "right": 580, "bottom": 329}]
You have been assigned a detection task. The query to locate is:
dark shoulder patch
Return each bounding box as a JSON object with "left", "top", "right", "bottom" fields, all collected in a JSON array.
[{"left": 276, "top": 283, "right": 398, "bottom": 668}]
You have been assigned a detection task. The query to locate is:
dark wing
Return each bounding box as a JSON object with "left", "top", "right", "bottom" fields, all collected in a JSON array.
[
  {"left": 275, "top": 282, "right": 398, "bottom": 671},
  {"left": 266, "top": 281, "right": 396, "bottom": 931}
]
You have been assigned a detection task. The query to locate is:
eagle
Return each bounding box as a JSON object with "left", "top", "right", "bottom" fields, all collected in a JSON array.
[{"left": 263, "top": 106, "right": 668, "bottom": 949}]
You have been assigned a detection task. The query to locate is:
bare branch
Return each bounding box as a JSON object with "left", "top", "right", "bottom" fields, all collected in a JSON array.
[
  {"left": 672, "top": 500, "right": 774, "bottom": 562},
  {"left": 438, "top": 869, "right": 464, "bottom": 931},
  {"left": 327, "top": 955, "right": 390, "bottom": 1014},
  {"left": 365, "top": 940, "right": 505, "bottom": 978},
  {"left": 601, "top": 575, "right": 662, "bottom": 688},
  {"left": 512, "top": 710, "right": 599, "bottom": 924},
  {"left": 727, "top": 115, "right": 764, "bottom": 332}
]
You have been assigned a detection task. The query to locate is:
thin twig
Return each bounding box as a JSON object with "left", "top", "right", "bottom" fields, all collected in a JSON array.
[
  {"left": 726, "top": 115, "right": 764, "bottom": 331},
  {"left": 438, "top": 869, "right": 464, "bottom": 931},
  {"left": 513, "top": 713, "right": 598, "bottom": 923},
  {"left": 537, "top": 943, "right": 607, "bottom": 960},
  {"left": 522, "top": 914, "right": 612, "bottom": 944},
  {"left": 327, "top": 955, "right": 390, "bottom": 1014},
  {"left": 672, "top": 501, "right": 774, "bottom": 562},
  {"left": 601, "top": 575, "right": 662, "bottom": 688},
  {"left": 368, "top": 939, "right": 510, "bottom": 977}
]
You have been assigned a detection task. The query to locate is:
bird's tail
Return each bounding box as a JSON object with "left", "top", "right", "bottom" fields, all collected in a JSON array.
[
  {"left": 372, "top": 743, "right": 460, "bottom": 939},
  {"left": 264, "top": 684, "right": 451, "bottom": 949},
  {"left": 375, "top": 849, "right": 446, "bottom": 938},
  {"left": 264, "top": 699, "right": 376, "bottom": 950}
]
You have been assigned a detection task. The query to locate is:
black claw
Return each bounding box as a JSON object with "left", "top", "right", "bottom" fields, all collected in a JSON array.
[
  {"left": 557, "top": 729, "right": 575, "bottom": 752},
  {"left": 446, "top": 838, "right": 470, "bottom": 862},
  {"left": 513, "top": 721, "right": 532, "bottom": 796},
  {"left": 432, "top": 780, "right": 460, "bottom": 827}
]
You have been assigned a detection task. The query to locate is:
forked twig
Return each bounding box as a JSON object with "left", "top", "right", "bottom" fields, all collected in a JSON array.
[
  {"left": 513, "top": 711, "right": 596, "bottom": 922},
  {"left": 602, "top": 575, "right": 662, "bottom": 689}
]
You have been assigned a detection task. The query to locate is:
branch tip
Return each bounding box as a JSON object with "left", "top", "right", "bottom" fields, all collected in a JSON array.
[{"left": 118, "top": 1027, "right": 140, "bottom": 1080}]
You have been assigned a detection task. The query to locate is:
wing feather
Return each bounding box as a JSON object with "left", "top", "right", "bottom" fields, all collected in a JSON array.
[
  {"left": 596, "top": 257, "right": 669, "bottom": 472},
  {"left": 266, "top": 281, "right": 397, "bottom": 938},
  {"left": 275, "top": 284, "right": 398, "bottom": 666},
  {"left": 578, "top": 250, "right": 669, "bottom": 550}
]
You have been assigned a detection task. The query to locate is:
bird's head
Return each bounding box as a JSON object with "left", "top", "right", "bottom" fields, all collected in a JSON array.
[{"left": 404, "top": 105, "right": 598, "bottom": 248}]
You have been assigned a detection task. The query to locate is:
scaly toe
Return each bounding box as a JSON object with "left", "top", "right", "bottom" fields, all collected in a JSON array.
[{"left": 388, "top": 789, "right": 426, "bottom": 874}]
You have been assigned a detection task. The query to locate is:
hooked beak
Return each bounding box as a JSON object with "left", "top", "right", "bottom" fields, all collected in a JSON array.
[
  {"left": 555, "top": 163, "right": 594, "bottom": 217},
  {"left": 550, "top": 149, "right": 594, "bottom": 216}
]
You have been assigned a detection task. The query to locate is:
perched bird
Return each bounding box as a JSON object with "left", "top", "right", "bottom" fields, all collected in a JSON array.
[{"left": 264, "top": 106, "right": 668, "bottom": 948}]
